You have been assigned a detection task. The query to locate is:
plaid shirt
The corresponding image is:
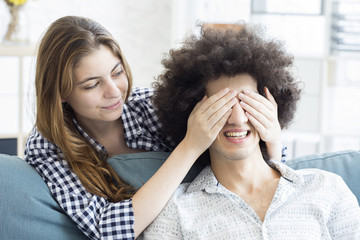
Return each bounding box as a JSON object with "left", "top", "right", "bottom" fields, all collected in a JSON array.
[{"left": 24, "top": 87, "right": 174, "bottom": 240}]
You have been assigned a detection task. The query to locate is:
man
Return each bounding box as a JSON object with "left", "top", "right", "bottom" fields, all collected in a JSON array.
[{"left": 142, "top": 24, "right": 360, "bottom": 239}]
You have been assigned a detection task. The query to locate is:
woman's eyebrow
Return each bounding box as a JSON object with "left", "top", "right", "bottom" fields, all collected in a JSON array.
[
  {"left": 78, "top": 76, "right": 100, "bottom": 85},
  {"left": 78, "top": 62, "right": 122, "bottom": 85},
  {"left": 112, "top": 62, "right": 122, "bottom": 72}
]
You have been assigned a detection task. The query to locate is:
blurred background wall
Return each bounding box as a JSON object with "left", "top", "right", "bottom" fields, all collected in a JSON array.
[{"left": 0, "top": 0, "right": 359, "bottom": 158}]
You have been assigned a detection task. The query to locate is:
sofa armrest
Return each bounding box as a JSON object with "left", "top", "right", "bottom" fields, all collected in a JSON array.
[{"left": 0, "top": 154, "right": 87, "bottom": 240}]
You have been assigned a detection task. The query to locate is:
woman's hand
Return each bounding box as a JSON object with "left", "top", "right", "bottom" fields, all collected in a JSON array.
[
  {"left": 182, "top": 88, "right": 237, "bottom": 157},
  {"left": 238, "top": 87, "right": 282, "bottom": 160}
]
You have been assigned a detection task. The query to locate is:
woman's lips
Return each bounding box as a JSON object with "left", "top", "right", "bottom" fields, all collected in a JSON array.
[{"left": 103, "top": 100, "right": 121, "bottom": 110}]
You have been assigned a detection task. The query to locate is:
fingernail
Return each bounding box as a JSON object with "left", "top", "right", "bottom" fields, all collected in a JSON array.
[
  {"left": 229, "top": 90, "right": 237, "bottom": 95},
  {"left": 243, "top": 89, "right": 250, "bottom": 94},
  {"left": 223, "top": 88, "right": 229, "bottom": 93}
]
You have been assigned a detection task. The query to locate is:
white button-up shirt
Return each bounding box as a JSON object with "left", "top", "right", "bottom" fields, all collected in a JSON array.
[{"left": 142, "top": 161, "right": 360, "bottom": 240}]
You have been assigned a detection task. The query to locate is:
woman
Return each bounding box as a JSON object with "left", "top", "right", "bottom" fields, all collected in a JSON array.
[{"left": 25, "top": 16, "right": 283, "bottom": 239}]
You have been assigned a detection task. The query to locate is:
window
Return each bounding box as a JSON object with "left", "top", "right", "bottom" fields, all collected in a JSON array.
[
  {"left": 331, "top": 1, "right": 360, "bottom": 54},
  {"left": 252, "top": 0, "right": 323, "bottom": 15}
]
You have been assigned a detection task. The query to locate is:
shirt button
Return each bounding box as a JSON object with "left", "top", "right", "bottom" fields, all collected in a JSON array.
[{"left": 137, "top": 130, "right": 142, "bottom": 135}]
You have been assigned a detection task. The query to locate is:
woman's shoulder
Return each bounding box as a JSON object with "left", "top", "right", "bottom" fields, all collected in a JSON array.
[
  {"left": 24, "top": 127, "right": 60, "bottom": 162},
  {"left": 125, "top": 87, "right": 156, "bottom": 118},
  {"left": 25, "top": 128, "right": 56, "bottom": 149},
  {"left": 127, "top": 87, "right": 154, "bottom": 101}
]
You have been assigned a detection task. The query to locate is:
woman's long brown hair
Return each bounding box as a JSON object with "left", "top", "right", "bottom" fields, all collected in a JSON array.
[{"left": 35, "top": 16, "right": 134, "bottom": 202}]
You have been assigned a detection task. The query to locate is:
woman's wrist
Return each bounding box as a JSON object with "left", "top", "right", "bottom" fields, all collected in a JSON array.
[
  {"left": 175, "top": 139, "right": 204, "bottom": 163},
  {"left": 266, "top": 141, "right": 283, "bottom": 161}
]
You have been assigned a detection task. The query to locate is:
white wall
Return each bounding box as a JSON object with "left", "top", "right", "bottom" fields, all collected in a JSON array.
[
  {"left": 0, "top": 0, "right": 174, "bottom": 155},
  {"left": 1, "top": 0, "right": 173, "bottom": 87},
  {"left": 1, "top": 0, "right": 359, "bottom": 156}
]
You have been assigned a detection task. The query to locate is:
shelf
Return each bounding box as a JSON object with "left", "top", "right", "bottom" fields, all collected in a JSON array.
[
  {"left": 0, "top": 44, "right": 37, "bottom": 56},
  {"left": 0, "top": 44, "right": 37, "bottom": 156},
  {"left": 0, "top": 134, "right": 18, "bottom": 139}
]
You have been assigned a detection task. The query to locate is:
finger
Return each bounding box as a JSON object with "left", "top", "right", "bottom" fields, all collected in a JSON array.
[
  {"left": 264, "top": 87, "right": 277, "bottom": 108},
  {"left": 241, "top": 100, "right": 272, "bottom": 129},
  {"left": 210, "top": 108, "right": 232, "bottom": 135},
  {"left": 239, "top": 95, "right": 273, "bottom": 123},
  {"left": 207, "top": 97, "right": 237, "bottom": 127},
  {"left": 245, "top": 112, "right": 268, "bottom": 138},
  {"left": 238, "top": 90, "right": 274, "bottom": 112},
  {"left": 200, "top": 89, "right": 237, "bottom": 119},
  {"left": 197, "top": 88, "right": 230, "bottom": 113},
  {"left": 192, "top": 95, "right": 208, "bottom": 113},
  {"left": 188, "top": 91, "right": 236, "bottom": 134}
]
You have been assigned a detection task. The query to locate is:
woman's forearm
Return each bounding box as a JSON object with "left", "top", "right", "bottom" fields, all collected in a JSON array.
[{"left": 132, "top": 140, "right": 200, "bottom": 237}]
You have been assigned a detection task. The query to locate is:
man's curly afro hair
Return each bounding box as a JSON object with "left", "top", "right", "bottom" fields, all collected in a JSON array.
[{"left": 153, "top": 24, "right": 302, "bottom": 161}]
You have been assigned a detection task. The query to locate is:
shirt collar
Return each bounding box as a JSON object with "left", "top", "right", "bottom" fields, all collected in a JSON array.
[
  {"left": 268, "top": 160, "right": 304, "bottom": 185},
  {"left": 186, "top": 165, "right": 219, "bottom": 194},
  {"left": 121, "top": 100, "right": 142, "bottom": 142},
  {"left": 186, "top": 161, "right": 304, "bottom": 195},
  {"left": 72, "top": 118, "right": 107, "bottom": 154},
  {"left": 71, "top": 99, "right": 142, "bottom": 153},
  {"left": 72, "top": 99, "right": 144, "bottom": 155}
]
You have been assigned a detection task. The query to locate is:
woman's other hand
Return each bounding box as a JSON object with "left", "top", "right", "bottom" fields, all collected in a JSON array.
[{"left": 238, "top": 87, "right": 282, "bottom": 160}]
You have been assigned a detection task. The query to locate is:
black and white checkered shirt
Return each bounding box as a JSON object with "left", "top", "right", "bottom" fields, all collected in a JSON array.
[{"left": 24, "top": 87, "right": 174, "bottom": 240}]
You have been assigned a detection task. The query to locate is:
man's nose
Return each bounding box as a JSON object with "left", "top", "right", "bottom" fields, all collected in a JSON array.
[{"left": 227, "top": 101, "right": 248, "bottom": 125}]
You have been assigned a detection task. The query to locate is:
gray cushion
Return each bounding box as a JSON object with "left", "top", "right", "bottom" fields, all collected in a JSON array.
[
  {"left": 108, "top": 151, "right": 204, "bottom": 189},
  {"left": 1, "top": 150, "right": 358, "bottom": 239},
  {"left": 108, "top": 150, "right": 360, "bottom": 203},
  {"left": 0, "top": 154, "right": 87, "bottom": 240}
]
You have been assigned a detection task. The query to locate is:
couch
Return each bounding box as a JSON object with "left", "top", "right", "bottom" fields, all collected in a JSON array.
[{"left": 1, "top": 150, "right": 359, "bottom": 239}]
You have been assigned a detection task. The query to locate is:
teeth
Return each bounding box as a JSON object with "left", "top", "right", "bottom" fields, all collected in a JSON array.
[{"left": 225, "top": 131, "right": 248, "bottom": 138}]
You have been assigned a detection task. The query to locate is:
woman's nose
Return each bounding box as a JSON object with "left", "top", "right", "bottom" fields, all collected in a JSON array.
[
  {"left": 104, "top": 78, "right": 120, "bottom": 98},
  {"left": 227, "top": 101, "right": 248, "bottom": 125}
]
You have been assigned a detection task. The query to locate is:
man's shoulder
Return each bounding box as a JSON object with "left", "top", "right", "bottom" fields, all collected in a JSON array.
[
  {"left": 296, "top": 167, "right": 345, "bottom": 184},
  {"left": 286, "top": 166, "right": 354, "bottom": 204},
  {"left": 173, "top": 183, "right": 191, "bottom": 198},
  {"left": 166, "top": 181, "right": 201, "bottom": 207},
  {"left": 167, "top": 166, "right": 215, "bottom": 205},
  {"left": 273, "top": 161, "right": 345, "bottom": 186}
]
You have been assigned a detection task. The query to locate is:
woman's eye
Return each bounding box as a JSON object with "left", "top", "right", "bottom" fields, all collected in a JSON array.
[
  {"left": 85, "top": 82, "right": 99, "bottom": 90},
  {"left": 113, "top": 69, "right": 123, "bottom": 77}
]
